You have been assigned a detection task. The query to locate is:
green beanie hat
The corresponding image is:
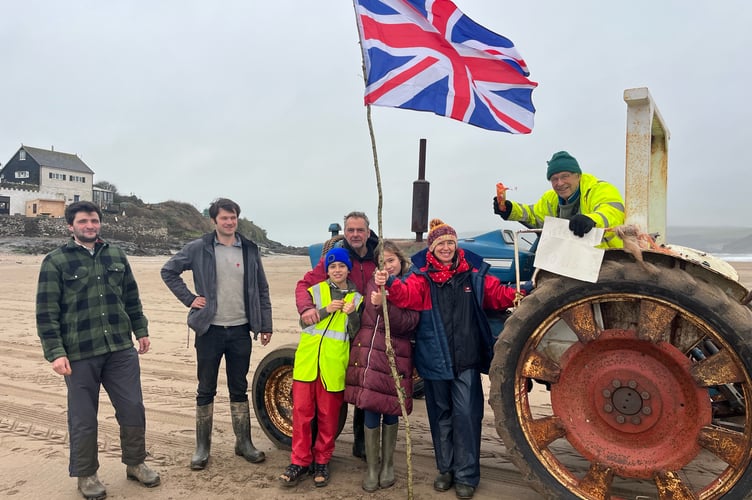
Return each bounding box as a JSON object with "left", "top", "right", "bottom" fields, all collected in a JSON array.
[{"left": 546, "top": 151, "right": 582, "bottom": 180}]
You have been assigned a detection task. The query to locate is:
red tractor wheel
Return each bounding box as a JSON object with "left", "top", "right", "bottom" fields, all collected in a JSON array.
[{"left": 489, "top": 252, "right": 752, "bottom": 499}]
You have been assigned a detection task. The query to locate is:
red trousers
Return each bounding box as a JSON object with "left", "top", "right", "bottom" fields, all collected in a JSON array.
[{"left": 291, "top": 377, "right": 344, "bottom": 466}]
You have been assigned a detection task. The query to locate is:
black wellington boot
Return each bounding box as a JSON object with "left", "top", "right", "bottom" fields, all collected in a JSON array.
[
  {"left": 230, "top": 401, "right": 265, "bottom": 464},
  {"left": 190, "top": 403, "right": 213, "bottom": 470},
  {"left": 352, "top": 406, "right": 366, "bottom": 460}
]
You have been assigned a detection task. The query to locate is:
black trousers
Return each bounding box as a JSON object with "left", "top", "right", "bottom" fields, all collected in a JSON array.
[
  {"left": 65, "top": 348, "right": 146, "bottom": 477},
  {"left": 195, "top": 324, "right": 251, "bottom": 406}
]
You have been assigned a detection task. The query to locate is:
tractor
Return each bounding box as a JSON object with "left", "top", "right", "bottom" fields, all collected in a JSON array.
[{"left": 253, "top": 88, "right": 752, "bottom": 499}]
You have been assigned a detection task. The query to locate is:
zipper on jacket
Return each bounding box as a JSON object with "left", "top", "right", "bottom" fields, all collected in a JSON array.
[{"left": 317, "top": 313, "right": 336, "bottom": 391}]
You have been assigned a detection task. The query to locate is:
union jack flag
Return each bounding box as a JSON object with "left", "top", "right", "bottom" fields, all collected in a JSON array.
[{"left": 354, "top": 0, "right": 537, "bottom": 133}]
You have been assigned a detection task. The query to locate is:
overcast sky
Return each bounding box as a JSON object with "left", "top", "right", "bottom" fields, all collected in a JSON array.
[{"left": 2, "top": 1, "right": 750, "bottom": 246}]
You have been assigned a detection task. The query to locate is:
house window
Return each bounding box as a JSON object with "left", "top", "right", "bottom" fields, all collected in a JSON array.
[
  {"left": 15, "top": 170, "right": 30, "bottom": 179},
  {"left": 49, "top": 172, "right": 66, "bottom": 180},
  {"left": 32, "top": 203, "right": 37, "bottom": 214},
  {"left": 19, "top": 150, "right": 26, "bottom": 160},
  {"left": 74, "top": 195, "right": 80, "bottom": 202},
  {"left": 70, "top": 175, "right": 86, "bottom": 183}
]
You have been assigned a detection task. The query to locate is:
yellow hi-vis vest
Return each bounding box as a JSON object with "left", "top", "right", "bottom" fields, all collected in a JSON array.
[{"left": 293, "top": 282, "right": 363, "bottom": 392}]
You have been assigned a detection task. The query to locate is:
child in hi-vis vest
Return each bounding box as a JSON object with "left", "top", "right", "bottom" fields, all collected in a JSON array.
[{"left": 279, "top": 247, "right": 363, "bottom": 488}]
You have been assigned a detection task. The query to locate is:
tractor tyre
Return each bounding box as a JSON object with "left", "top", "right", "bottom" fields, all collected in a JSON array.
[
  {"left": 252, "top": 344, "right": 348, "bottom": 450},
  {"left": 488, "top": 252, "right": 752, "bottom": 499}
]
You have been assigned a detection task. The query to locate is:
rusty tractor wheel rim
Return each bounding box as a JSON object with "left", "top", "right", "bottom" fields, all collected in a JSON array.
[
  {"left": 262, "top": 364, "right": 294, "bottom": 440},
  {"left": 516, "top": 293, "right": 752, "bottom": 499},
  {"left": 551, "top": 329, "right": 710, "bottom": 478}
]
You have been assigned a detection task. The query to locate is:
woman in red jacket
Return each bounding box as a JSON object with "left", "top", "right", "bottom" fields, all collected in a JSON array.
[
  {"left": 345, "top": 240, "right": 419, "bottom": 492},
  {"left": 374, "top": 220, "right": 520, "bottom": 499}
]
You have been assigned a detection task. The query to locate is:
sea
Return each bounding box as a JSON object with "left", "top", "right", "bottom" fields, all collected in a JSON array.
[
  {"left": 456, "top": 229, "right": 752, "bottom": 263},
  {"left": 713, "top": 254, "right": 752, "bottom": 263}
]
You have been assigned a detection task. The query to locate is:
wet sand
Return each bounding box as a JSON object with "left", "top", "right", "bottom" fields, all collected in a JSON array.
[{"left": 1, "top": 253, "right": 750, "bottom": 499}]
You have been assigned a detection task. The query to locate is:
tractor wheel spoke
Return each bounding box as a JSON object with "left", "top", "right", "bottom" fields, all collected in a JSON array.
[
  {"left": 691, "top": 350, "right": 745, "bottom": 386},
  {"left": 698, "top": 425, "right": 748, "bottom": 465},
  {"left": 528, "top": 415, "right": 566, "bottom": 448},
  {"left": 578, "top": 462, "right": 613, "bottom": 498},
  {"left": 559, "top": 303, "right": 600, "bottom": 343},
  {"left": 520, "top": 351, "right": 560, "bottom": 384},
  {"left": 638, "top": 300, "right": 676, "bottom": 343},
  {"left": 654, "top": 470, "right": 698, "bottom": 499}
]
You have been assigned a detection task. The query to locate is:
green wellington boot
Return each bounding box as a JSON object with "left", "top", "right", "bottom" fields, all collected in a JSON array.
[{"left": 363, "top": 425, "right": 380, "bottom": 492}]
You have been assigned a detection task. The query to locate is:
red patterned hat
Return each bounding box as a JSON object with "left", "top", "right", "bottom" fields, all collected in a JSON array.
[{"left": 427, "top": 218, "right": 457, "bottom": 252}]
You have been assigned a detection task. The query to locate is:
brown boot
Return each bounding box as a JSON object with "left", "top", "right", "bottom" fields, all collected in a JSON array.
[{"left": 230, "top": 401, "right": 265, "bottom": 463}]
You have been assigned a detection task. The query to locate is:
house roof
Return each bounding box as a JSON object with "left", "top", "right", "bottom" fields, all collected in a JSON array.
[{"left": 22, "top": 146, "right": 95, "bottom": 174}]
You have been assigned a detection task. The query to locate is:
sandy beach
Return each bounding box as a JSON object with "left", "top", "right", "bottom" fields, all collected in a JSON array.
[{"left": 1, "top": 253, "right": 750, "bottom": 500}]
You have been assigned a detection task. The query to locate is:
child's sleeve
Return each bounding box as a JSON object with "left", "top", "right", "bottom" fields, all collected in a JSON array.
[
  {"left": 346, "top": 308, "right": 361, "bottom": 339},
  {"left": 318, "top": 306, "right": 331, "bottom": 321}
]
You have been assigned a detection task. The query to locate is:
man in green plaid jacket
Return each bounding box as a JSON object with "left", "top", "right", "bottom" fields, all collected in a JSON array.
[{"left": 36, "top": 201, "right": 160, "bottom": 500}]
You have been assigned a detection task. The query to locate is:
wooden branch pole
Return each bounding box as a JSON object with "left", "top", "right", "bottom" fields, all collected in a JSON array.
[
  {"left": 366, "top": 103, "right": 414, "bottom": 499},
  {"left": 354, "top": 4, "right": 414, "bottom": 497}
]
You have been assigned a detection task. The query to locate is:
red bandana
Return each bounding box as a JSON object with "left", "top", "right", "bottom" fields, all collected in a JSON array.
[{"left": 424, "top": 248, "right": 471, "bottom": 284}]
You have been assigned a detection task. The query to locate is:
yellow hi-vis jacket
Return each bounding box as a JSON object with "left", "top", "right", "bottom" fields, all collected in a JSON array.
[
  {"left": 507, "top": 173, "right": 626, "bottom": 248},
  {"left": 293, "top": 281, "right": 363, "bottom": 392}
]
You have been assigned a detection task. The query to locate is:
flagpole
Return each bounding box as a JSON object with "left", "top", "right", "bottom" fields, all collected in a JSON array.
[{"left": 353, "top": 2, "right": 414, "bottom": 498}]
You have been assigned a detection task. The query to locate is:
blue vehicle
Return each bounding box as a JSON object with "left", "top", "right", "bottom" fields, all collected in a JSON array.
[
  {"left": 308, "top": 226, "right": 538, "bottom": 285},
  {"left": 306, "top": 225, "right": 537, "bottom": 339}
]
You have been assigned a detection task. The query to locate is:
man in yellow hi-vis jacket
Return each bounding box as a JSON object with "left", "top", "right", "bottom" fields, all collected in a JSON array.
[{"left": 493, "top": 151, "right": 626, "bottom": 248}]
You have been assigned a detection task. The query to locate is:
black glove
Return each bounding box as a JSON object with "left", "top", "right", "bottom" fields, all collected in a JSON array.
[
  {"left": 569, "top": 214, "right": 595, "bottom": 237},
  {"left": 492, "top": 196, "right": 512, "bottom": 219}
]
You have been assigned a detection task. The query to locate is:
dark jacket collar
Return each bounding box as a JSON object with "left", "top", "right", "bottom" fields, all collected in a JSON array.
[{"left": 341, "top": 229, "right": 380, "bottom": 262}]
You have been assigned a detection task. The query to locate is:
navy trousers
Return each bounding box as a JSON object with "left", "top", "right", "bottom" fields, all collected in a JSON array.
[
  {"left": 423, "top": 368, "right": 484, "bottom": 488},
  {"left": 364, "top": 409, "right": 398, "bottom": 429}
]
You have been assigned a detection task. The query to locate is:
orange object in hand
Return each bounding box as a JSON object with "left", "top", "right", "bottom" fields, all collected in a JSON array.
[{"left": 496, "top": 182, "right": 508, "bottom": 206}]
